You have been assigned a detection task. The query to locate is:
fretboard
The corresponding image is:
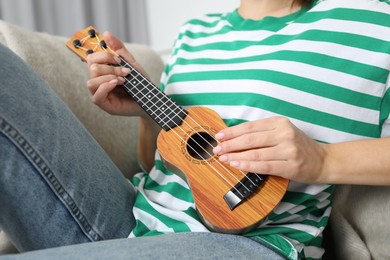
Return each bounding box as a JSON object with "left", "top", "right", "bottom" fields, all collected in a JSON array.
[{"left": 119, "top": 59, "right": 187, "bottom": 131}]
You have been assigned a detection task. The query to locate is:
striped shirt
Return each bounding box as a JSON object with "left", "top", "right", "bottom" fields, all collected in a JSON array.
[{"left": 129, "top": 0, "right": 390, "bottom": 259}]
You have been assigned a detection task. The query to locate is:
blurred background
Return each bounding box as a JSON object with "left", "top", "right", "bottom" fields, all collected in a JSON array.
[{"left": 0, "top": 0, "right": 239, "bottom": 59}]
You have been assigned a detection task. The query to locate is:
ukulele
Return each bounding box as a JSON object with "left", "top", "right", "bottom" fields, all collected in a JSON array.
[{"left": 66, "top": 27, "right": 289, "bottom": 234}]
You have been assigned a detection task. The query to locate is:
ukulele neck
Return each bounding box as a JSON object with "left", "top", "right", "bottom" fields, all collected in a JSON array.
[{"left": 118, "top": 58, "right": 187, "bottom": 131}]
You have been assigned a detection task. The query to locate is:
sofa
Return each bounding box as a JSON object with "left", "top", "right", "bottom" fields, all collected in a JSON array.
[{"left": 0, "top": 20, "right": 389, "bottom": 260}]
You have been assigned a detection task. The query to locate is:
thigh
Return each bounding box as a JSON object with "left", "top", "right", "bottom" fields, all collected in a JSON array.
[
  {"left": 0, "top": 43, "right": 136, "bottom": 252},
  {"left": 0, "top": 233, "right": 286, "bottom": 260}
]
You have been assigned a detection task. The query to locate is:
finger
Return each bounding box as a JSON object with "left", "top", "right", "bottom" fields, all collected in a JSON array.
[
  {"left": 213, "top": 130, "right": 278, "bottom": 155},
  {"left": 103, "top": 32, "right": 135, "bottom": 62},
  {"left": 89, "top": 62, "right": 131, "bottom": 79},
  {"left": 103, "top": 32, "right": 149, "bottom": 77},
  {"left": 216, "top": 117, "right": 280, "bottom": 141},
  {"left": 229, "top": 160, "right": 288, "bottom": 177},
  {"left": 86, "top": 51, "right": 120, "bottom": 68},
  {"left": 91, "top": 79, "right": 119, "bottom": 106},
  {"left": 218, "top": 146, "right": 288, "bottom": 163},
  {"left": 87, "top": 75, "right": 125, "bottom": 94}
]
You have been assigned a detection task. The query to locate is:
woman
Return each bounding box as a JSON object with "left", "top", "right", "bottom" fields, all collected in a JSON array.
[{"left": 1, "top": 0, "right": 389, "bottom": 259}]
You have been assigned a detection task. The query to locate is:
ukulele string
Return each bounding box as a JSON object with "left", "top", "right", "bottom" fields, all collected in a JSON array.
[
  {"left": 113, "top": 53, "right": 263, "bottom": 191},
  {"left": 116, "top": 54, "right": 260, "bottom": 190},
  {"left": 115, "top": 56, "right": 256, "bottom": 195},
  {"left": 83, "top": 34, "right": 260, "bottom": 195},
  {"left": 116, "top": 63, "right": 247, "bottom": 195}
]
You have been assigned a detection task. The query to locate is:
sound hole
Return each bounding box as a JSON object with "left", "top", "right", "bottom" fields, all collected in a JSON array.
[{"left": 187, "top": 132, "right": 217, "bottom": 161}]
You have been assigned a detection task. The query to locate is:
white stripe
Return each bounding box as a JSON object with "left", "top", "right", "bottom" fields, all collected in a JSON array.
[
  {"left": 288, "top": 117, "right": 375, "bottom": 143},
  {"left": 173, "top": 29, "right": 274, "bottom": 48},
  {"left": 270, "top": 206, "right": 332, "bottom": 225},
  {"left": 148, "top": 167, "right": 189, "bottom": 189},
  {"left": 170, "top": 39, "right": 390, "bottom": 71},
  {"left": 170, "top": 32, "right": 390, "bottom": 71},
  {"left": 276, "top": 223, "right": 322, "bottom": 237},
  {"left": 273, "top": 194, "right": 331, "bottom": 216},
  {"left": 287, "top": 182, "right": 331, "bottom": 196},
  {"left": 168, "top": 60, "right": 385, "bottom": 96},
  {"left": 313, "top": 0, "right": 390, "bottom": 15},
  {"left": 144, "top": 189, "right": 194, "bottom": 211},
  {"left": 283, "top": 18, "right": 390, "bottom": 41},
  {"left": 166, "top": 79, "right": 380, "bottom": 125},
  {"left": 136, "top": 177, "right": 209, "bottom": 232},
  {"left": 273, "top": 202, "right": 306, "bottom": 215},
  {"left": 183, "top": 104, "right": 375, "bottom": 143},
  {"left": 176, "top": 19, "right": 228, "bottom": 39},
  {"left": 132, "top": 207, "right": 174, "bottom": 234}
]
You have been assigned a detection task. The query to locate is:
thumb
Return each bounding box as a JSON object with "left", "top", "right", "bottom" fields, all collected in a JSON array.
[
  {"left": 103, "top": 31, "right": 136, "bottom": 64},
  {"left": 103, "top": 31, "right": 149, "bottom": 78}
]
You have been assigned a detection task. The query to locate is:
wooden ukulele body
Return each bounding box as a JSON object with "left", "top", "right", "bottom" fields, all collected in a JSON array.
[
  {"left": 157, "top": 106, "right": 289, "bottom": 234},
  {"left": 66, "top": 26, "right": 289, "bottom": 234}
]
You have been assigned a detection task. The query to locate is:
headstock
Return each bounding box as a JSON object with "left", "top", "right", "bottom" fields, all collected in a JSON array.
[{"left": 66, "top": 26, "right": 115, "bottom": 62}]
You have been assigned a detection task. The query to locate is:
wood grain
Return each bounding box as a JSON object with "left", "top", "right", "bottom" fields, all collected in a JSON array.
[
  {"left": 158, "top": 107, "right": 289, "bottom": 234},
  {"left": 67, "top": 27, "right": 289, "bottom": 234}
]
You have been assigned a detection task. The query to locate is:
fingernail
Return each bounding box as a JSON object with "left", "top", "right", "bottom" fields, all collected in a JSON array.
[
  {"left": 109, "top": 79, "right": 118, "bottom": 85},
  {"left": 118, "top": 77, "right": 125, "bottom": 84},
  {"left": 230, "top": 161, "right": 239, "bottom": 167},
  {"left": 122, "top": 67, "right": 131, "bottom": 75},
  {"left": 213, "top": 145, "right": 222, "bottom": 154},
  {"left": 215, "top": 133, "right": 224, "bottom": 140},
  {"left": 219, "top": 155, "right": 228, "bottom": 162}
]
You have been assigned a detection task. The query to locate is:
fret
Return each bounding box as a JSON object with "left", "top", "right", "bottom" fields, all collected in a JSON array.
[
  {"left": 67, "top": 27, "right": 290, "bottom": 234},
  {"left": 120, "top": 60, "right": 187, "bottom": 131}
]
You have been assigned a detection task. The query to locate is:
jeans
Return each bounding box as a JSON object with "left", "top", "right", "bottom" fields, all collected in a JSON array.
[{"left": 0, "top": 43, "right": 284, "bottom": 259}]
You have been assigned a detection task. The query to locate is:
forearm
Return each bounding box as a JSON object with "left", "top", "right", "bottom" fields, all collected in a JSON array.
[
  {"left": 322, "top": 137, "right": 390, "bottom": 185},
  {"left": 137, "top": 117, "right": 160, "bottom": 172}
]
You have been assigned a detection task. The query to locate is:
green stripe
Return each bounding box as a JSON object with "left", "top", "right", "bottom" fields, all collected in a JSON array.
[
  {"left": 300, "top": 216, "right": 329, "bottom": 230},
  {"left": 247, "top": 226, "right": 315, "bottom": 242},
  {"left": 300, "top": 8, "right": 390, "bottom": 27},
  {"left": 281, "top": 191, "right": 321, "bottom": 205},
  {"left": 132, "top": 174, "right": 142, "bottom": 186},
  {"left": 168, "top": 70, "right": 381, "bottom": 110},
  {"left": 171, "top": 92, "right": 379, "bottom": 137},
  {"left": 268, "top": 204, "right": 330, "bottom": 222},
  {"left": 143, "top": 177, "right": 193, "bottom": 203},
  {"left": 183, "top": 207, "right": 201, "bottom": 221},
  {"left": 154, "top": 159, "right": 174, "bottom": 175},
  {"left": 185, "top": 15, "right": 224, "bottom": 27},
  {"left": 131, "top": 220, "right": 166, "bottom": 237},
  {"left": 223, "top": 118, "right": 247, "bottom": 127},
  {"left": 174, "top": 26, "right": 233, "bottom": 48},
  {"left": 131, "top": 220, "right": 151, "bottom": 236},
  {"left": 134, "top": 192, "right": 192, "bottom": 232},
  {"left": 173, "top": 50, "right": 389, "bottom": 83},
  {"left": 298, "top": 30, "right": 389, "bottom": 54},
  {"left": 174, "top": 29, "right": 390, "bottom": 55}
]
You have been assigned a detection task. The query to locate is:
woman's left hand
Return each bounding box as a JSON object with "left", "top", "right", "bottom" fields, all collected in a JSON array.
[{"left": 213, "top": 116, "right": 327, "bottom": 184}]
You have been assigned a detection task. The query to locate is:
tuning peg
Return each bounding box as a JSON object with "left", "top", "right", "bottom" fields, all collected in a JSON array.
[
  {"left": 73, "top": 39, "right": 82, "bottom": 48},
  {"left": 88, "top": 29, "right": 96, "bottom": 38}
]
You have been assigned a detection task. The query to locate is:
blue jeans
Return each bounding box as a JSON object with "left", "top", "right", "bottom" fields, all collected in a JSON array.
[{"left": 0, "top": 43, "right": 284, "bottom": 259}]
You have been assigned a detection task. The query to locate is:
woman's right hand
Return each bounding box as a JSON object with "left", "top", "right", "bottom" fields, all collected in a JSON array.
[{"left": 86, "top": 31, "right": 149, "bottom": 117}]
